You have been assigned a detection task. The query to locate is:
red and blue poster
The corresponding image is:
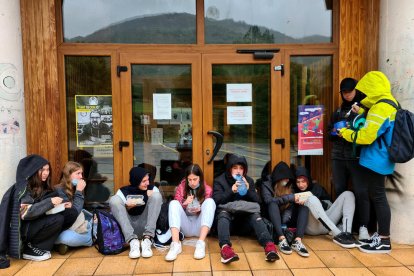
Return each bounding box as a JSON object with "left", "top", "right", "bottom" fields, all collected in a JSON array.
[{"left": 298, "top": 105, "right": 324, "bottom": 155}]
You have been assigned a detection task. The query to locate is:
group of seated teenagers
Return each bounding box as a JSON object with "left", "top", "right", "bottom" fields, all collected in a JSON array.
[{"left": 0, "top": 152, "right": 378, "bottom": 267}]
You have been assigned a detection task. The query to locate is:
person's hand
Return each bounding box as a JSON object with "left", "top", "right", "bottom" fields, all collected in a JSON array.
[
  {"left": 189, "top": 206, "right": 201, "bottom": 214},
  {"left": 64, "top": 202, "right": 72, "bottom": 208},
  {"left": 76, "top": 179, "right": 86, "bottom": 192},
  {"left": 241, "top": 176, "right": 249, "bottom": 190},
  {"left": 184, "top": 195, "right": 194, "bottom": 205},
  {"left": 232, "top": 183, "right": 239, "bottom": 193},
  {"left": 125, "top": 202, "right": 136, "bottom": 210},
  {"left": 147, "top": 189, "right": 154, "bottom": 197},
  {"left": 351, "top": 103, "right": 360, "bottom": 113},
  {"left": 51, "top": 197, "right": 63, "bottom": 206}
]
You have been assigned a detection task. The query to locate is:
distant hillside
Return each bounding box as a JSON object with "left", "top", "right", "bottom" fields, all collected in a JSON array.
[{"left": 66, "top": 13, "right": 330, "bottom": 44}]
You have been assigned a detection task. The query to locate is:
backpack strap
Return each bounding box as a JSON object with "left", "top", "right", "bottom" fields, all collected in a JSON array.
[{"left": 376, "top": 99, "right": 401, "bottom": 110}]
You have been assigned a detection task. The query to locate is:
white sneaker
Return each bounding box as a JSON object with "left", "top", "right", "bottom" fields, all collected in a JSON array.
[
  {"left": 194, "top": 240, "right": 206, "bottom": 259},
  {"left": 129, "top": 239, "right": 140, "bottom": 259},
  {"left": 359, "top": 226, "right": 370, "bottom": 243},
  {"left": 141, "top": 238, "right": 153, "bottom": 258},
  {"left": 165, "top": 241, "right": 182, "bottom": 261}
]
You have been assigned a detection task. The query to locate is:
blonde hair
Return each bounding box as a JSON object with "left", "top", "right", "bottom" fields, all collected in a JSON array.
[
  {"left": 274, "top": 181, "right": 292, "bottom": 211},
  {"left": 56, "top": 161, "right": 83, "bottom": 200}
]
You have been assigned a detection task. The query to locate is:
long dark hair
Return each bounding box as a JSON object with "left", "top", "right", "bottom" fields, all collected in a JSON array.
[
  {"left": 184, "top": 164, "right": 206, "bottom": 203},
  {"left": 28, "top": 163, "right": 52, "bottom": 199}
]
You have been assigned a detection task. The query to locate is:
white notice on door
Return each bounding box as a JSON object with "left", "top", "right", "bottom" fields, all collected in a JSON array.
[
  {"left": 153, "top": 94, "right": 171, "bottom": 120},
  {"left": 226, "top": 83, "right": 252, "bottom": 102},
  {"left": 227, "top": 106, "right": 252, "bottom": 125}
]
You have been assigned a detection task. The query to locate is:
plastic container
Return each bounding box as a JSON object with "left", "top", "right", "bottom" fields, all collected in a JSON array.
[
  {"left": 235, "top": 174, "right": 247, "bottom": 196},
  {"left": 126, "top": 195, "right": 145, "bottom": 206},
  {"left": 331, "top": 120, "right": 348, "bottom": 135},
  {"left": 46, "top": 203, "right": 65, "bottom": 215}
]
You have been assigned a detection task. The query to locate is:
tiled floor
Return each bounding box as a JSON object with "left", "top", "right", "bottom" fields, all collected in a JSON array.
[{"left": 3, "top": 235, "right": 414, "bottom": 276}]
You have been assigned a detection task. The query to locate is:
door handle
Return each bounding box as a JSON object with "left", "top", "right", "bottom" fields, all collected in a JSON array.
[
  {"left": 207, "top": 131, "right": 223, "bottom": 164},
  {"left": 275, "top": 138, "right": 285, "bottom": 149},
  {"left": 119, "top": 141, "right": 130, "bottom": 151}
]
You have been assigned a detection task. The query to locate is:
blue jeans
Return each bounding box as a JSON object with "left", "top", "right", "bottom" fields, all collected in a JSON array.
[{"left": 55, "top": 210, "right": 93, "bottom": 247}]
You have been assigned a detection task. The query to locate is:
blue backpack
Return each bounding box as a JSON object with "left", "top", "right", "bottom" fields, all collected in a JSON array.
[
  {"left": 377, "top": 99, "right": 414, "bottom": 163},
  {"left": 92, "top": 209, "right": 127, "bottom": 255}
]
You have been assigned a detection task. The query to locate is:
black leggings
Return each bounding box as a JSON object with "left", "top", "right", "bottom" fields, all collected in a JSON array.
[
  {"left": 332, "top": 159, "right": 370, "bottom": 227},
  {"left": 217, "top": 210, "right": 273, "bottom": 248},
  {"left": 359, "top": 166, "right": 390, "bottom": 236},
  {"left": 267, "top": 202, "right": 308, "bottom": 239},
  {"left": 22, "top": 213, "right": 65, "bottom": 251}
]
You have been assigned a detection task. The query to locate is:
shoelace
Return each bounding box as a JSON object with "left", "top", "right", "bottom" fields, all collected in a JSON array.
[
  {"left": 369, "top": 235, "right": 382, "bottom": 247},
  {"left": 294, "top": 241, "right": 306, "bottom": 251},
  {"left": 280, "top": 239, "right": 289, "bottom": 247},
  {"left": 28, "top": 243, "right": 46, "bottom": 255}
]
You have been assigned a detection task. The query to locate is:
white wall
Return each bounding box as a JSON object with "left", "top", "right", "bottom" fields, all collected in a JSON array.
[
  {"left": 0, "top": 0, "right": 26, "bottom": 199},
  {"left": 379, "top": 0, "right": 414, "bottom": 244}
]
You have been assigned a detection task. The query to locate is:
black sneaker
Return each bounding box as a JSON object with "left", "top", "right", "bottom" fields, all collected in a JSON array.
[
  {"left": 291, "top": 239, "right": 309, "bottom": 257},
  {"left": 23, "top": 243, "right": 51, "bottom": 261},
  {"left": 359, "top": 232, "right": 378, "bottom": 245},
  {"left": 359, "top": 236, "right": 391, "bottom": 254},
  {"left": 333, "top": 232, "right": 361, "bottom": 248},
  {"left": 278, "top": 238, "right": 292, "bottom": 255}
]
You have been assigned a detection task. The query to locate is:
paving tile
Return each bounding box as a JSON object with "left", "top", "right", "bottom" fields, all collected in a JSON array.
[
  {"left": 14, "top": 258, "right": 65, "bottom": 276},
  {"left": 252, "top": 270, "right": 292, "bottom": 276},
  {"left": 54, "top": 257, "right": 103, "bottom": 276},
  {"left": 94, "top": 255, "right": 137, "bottom": 275},
  {"left": 135, "top": 255, "right": 173, "bottom": 274},
  {"left": 315, "top": 250, "right": 364, "bottom": 268},
  {"left": 409, "top": 266, "right": 414, "bottom": 273},
  {"left": 290, "top": 268, "right": 333, "bottom": 276},
  {"left": 134, "top": 274, "right": 171, "bottom": 276},
  {"left": 304, "top": 235, "right": 345, "bottom": 251},
  {"left": 392, "top": 243, "right": 413, "bottom": 249},
  {"left": 213, "top": 271, "right": 252, "bottom": 276},
  {"left": 349, "top": 250, "right": 402, "bottom": 267},
  {"left": 174, "top": 272, "right": 212, "bottom": 276},
  {"left": 389, "top": 248, "right": 414, "bottom": 266},
  {"left": 282, "top": 250, "right": 326, "bottom": 269},
  {"left": 245, "top": 252, "right": 288, "bottom": 270},
  {"left": 210, "top": 252, "right": 250, "bottom": 271},
  {"left": 172, "top": 253, "right": 211, "bottom": 273},
  {"left": 369, "top": 266, "right": 414, "bottom": 276},
  {"left": 329, "top": 267, "right": 375, "bottom": 276},
  {"left": 69, "top": 245, "right": 105, "bottom": 258},
  {"left": 240, "top": 239, "right": 265, "bottom": 253},
  {"left": 1, "top": 258, "right": 29, "bottom": 276}
]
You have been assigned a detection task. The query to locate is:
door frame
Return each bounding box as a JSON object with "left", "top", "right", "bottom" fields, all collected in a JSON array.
[{"left": 118, "top": 53, "right": 202, "bottom": 188}]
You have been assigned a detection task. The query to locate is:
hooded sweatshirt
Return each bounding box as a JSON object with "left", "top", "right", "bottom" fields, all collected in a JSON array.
[
  {"left": 118, "top": 167, "right": 153, "bottom": 216},
  {"left": 339, "top": 71, "right": 397, "bottom": 175},
  {"left": 213, "top": 154, "right": 260, "bottom": 205},
  {"left": 261, "top": 161, "right": 295, "bottom": 205}
]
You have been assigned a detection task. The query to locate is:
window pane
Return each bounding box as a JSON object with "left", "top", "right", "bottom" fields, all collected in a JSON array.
[
  {"left": 289, "top": 55, "right": 333, "bottom": 166},
  {"left": 62, "top": 0, "right": 196, "bottom": 44},
  {"left": 65, "top": 56, "right": 114, "bottom": 205},
  {"left": 205, "top": 0, "right": 332, "bottom": 44}
]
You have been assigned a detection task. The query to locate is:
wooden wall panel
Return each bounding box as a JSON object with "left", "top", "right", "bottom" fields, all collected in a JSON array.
[{"left": 20, "top": 0, "right": 62, "bottom": 183}]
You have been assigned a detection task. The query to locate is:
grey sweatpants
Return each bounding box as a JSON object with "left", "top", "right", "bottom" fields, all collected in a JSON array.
[
  {"left": 109, "top": 187, "right": 162, "bottom": 243},
  {"left": 304, "top": 191, "right": 355, "bottom": 236}
]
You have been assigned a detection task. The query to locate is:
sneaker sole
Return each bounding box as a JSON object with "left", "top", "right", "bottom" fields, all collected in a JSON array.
[
  {"left": 23, "top": 253, "right": 51, "bottom": 261},
  {"left": 265, "top": 252, "right": 280, "bottom": 262},
  {"left": 358, "top": 247, "right": 391, "bottom": 254},
  {"left": 280, "top": 249, "right": 292, "bottom": 255},
  {"left": 221, "top": 255, "right": 239, "bottom": 264},
  {"left": 333, "top": 239, "right": 357, "bottom": 249}
]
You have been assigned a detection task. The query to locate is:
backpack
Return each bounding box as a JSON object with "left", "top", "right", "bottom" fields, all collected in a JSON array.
[
  {"left": 156, "top": 201, "right": 170, "bottom": 232},
  {"left": 92, "top": 209, "right": 127, "bottom": 255},
  {"left": 377, "top": 99, "right": 414, "bottom": 163}
]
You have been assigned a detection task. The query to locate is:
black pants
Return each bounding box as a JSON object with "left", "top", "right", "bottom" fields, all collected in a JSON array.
[
  {"left": 22, "top": 213, "right": 65, "bottom": 251},
  {"left": 359, "top": 166, "right": 391, "bottom": 236},
  {"left": 61, "top": 207, "right": 79, "bottom": 230},
  {"left": 217, "top": 210, "right": 272, "bottom": 248},
  {"left": 332, "top": 159, "right": 370, "bottom": 227},
  {"left": 267, "top": 202, "right": 308, "bottom": 239}
]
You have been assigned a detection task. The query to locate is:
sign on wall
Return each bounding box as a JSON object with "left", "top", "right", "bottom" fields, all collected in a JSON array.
[{"left": 298, "top": 105, "right": 324, "bottom": 155}]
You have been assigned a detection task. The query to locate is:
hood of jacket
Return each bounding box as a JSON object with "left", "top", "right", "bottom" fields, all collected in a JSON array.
[
  {"left": 225, "top": 154, "right": 248, "bottom": 178},
  {"left": 294, "top": 166, "right": 313, "bottom": 192},
  {"left": 356, "top": 71, "right": 393, "bottom": 109},
  {"left": 270, "top": 161, "right": 294, "bottom": 185},
  {"left": 15, "top": 154, "right": 49, "bottom": 188}
]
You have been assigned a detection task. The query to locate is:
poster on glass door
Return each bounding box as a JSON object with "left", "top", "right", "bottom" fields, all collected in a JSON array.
[
  {"left": 75, "top": 95, "right": 113, "bottom": 147},
  {"left": 297, "top": 105, "right": 323, "bottom": 155}
]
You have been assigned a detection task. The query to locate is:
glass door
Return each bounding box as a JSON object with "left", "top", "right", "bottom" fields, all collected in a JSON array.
[
  {"left": 119, "top": 53, "right": 202, "bottom": 198},
  {"left": 202, "top": 53, "right": 286, "bottom": 185}
]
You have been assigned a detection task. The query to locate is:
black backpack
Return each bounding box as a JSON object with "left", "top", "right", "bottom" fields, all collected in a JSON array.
[
  {"left": 377, "top": 99, "right": 414, "bottom": 163},
  {"left": 92, "top": 209, "right": 127, "bottom": 255}
]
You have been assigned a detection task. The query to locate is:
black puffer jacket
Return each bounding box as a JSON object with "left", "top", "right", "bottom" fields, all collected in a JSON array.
[
  {"left": 213, "top": 154, "right": 260, "bottom": 206},
  {"left": 0, "top": 154, "right": 49, "bottom": 264},
  {"left": 328, "top": 90, "right": 365, "bottom": 159}
]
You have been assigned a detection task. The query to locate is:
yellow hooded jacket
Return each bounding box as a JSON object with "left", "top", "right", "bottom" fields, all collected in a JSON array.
[{"left": 339, "top": 71, "right": 397, "bottom": 175}]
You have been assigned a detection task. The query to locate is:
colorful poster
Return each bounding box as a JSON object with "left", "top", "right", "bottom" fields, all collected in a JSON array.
[
  {"left": 76, "top": 95, "right": 113, "bottom": 147},
  {"left": 298, "top": 105, "right": 324, "bottom": 155}
]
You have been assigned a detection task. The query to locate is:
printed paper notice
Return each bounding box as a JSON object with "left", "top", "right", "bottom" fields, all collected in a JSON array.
[
  {"left": 226, "top": 83, "right": 252, "bottom": 102},
  {"left": 227, "top": 106, "right": 252, "bottom": 125},
  {"left": 153, "top": 94, "right": 171, "bottom": 120}
]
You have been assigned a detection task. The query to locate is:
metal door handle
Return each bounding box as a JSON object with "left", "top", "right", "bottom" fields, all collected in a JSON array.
[
  {"left": 207, "top": 131, "right": 223, "bottom": 164},
  {"left": 119, "top": 141, "right": 130, "bottom": 151}
]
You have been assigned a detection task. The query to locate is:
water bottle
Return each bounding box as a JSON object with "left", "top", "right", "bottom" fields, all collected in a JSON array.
[
  {"left": 235, "top": 174, "right": 247, "bottom": 196},
  {"left": 71, "top": 178, "right": 79, "bottom": 186}
]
